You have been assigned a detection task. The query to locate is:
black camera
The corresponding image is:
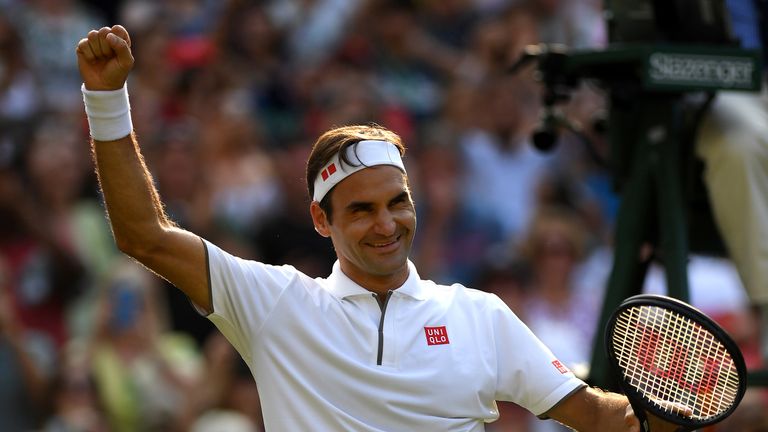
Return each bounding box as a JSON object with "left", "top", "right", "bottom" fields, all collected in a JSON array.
[{"left": 606, "top": 0, "right": 735, "bottom": 45}]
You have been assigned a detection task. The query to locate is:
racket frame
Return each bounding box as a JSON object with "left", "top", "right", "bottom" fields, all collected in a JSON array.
[{"left": 604, "top": 294, "right": 747, "bottom": 430}]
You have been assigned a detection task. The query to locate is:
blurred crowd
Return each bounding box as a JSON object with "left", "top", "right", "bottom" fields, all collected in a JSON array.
[{"left": 0, "top": 0, "right": 765, "bottom": 431}]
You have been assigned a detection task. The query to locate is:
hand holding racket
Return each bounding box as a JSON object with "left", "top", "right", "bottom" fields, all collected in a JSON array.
[{"left": 605, "top": 294, "right": 747, "bottom": 432}]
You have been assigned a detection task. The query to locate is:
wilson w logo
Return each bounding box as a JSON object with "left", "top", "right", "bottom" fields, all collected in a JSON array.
[{"left": 635, "top": 325, "right": 724, "bottom": 395}]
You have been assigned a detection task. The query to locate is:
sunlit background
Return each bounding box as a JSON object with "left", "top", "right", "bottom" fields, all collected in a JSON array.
[{"left": 0, "top": 0, "right": 765, "bottom": 431}]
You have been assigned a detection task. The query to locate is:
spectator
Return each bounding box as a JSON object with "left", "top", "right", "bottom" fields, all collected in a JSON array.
[
  {"left": 517, "top": 206, "right": 597, "bottom": 372},
  {"left": 14, "top": 0, "right": 103, "bottom": 110},
  {"left": 516, "top": 206, "right": 600, "bottom": 432},
  {"left": 0, "top": 161, "right": 85, "bottom": 350},
  {"left": 86, "top": 259, "right": 202, "bottom": 432},
  {"left": 24, "top": 114, "right": 119, "bottom": 338},
  {"left": 42, "top": 352, "right": 108, "bottom": 432},
  {"left": 0, "top": 256, "right": 56, "bottom": 432},
  {"left": 0, "top": 15, "right": 42, "bottom": 171},
  {"left": 267, "top": 0, "right": 366, "bottom": 67},
  {"left": 411, "top": 123, "right": 503, "bottom": 286},
  {"left": 459, "top": 72, "right": 551, "bottom": 244}
]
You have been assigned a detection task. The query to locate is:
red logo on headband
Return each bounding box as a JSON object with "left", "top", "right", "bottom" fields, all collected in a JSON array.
[{"left": 321, "top": 163, "right": 337, "bottom": 181}]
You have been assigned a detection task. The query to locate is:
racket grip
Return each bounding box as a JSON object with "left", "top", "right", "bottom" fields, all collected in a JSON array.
[{"left": 647, "top": 416, "right": 687, "bottom": 432}]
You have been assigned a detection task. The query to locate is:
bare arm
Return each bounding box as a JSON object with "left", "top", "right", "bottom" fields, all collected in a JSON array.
[
  {"left": 546, "top": 386, "right": 682, "bottom": 432},
  {"left": 76, "top": 26, "right": 210, "bottom": 312},
  {"left": 548, "top": 387, "right": 637, "bottom": 432}
]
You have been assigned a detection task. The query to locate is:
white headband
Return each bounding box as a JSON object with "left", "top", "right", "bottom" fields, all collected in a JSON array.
[{"left": 313, "top": 139, "right": 405, "bottom": 202}]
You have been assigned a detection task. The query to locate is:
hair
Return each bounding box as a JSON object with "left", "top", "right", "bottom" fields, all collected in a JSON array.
[
  {"left": 518, "top": 205, "right": 588, "bottom": 262},
  {"left": 306, "top": 124, "right": 406, "bottom": 222}
]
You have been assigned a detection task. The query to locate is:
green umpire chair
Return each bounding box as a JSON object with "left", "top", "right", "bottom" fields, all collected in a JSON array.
[{"left": 518, "top": 41, "right": 764, "bottom": 389}]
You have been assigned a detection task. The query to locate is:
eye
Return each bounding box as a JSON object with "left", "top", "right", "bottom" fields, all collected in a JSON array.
[
  {"left": 347, "top": 203, "right": 373, "bottom": 215},
  {"left": 389, "top": 192, "right": 410, "bottom": 207}
]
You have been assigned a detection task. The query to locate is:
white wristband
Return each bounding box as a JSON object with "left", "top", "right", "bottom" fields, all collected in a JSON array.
[{"left": 81, "top": 83, "right": 133, "bottom": 141}]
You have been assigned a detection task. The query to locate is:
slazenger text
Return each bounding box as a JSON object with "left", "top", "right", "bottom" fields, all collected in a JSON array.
[{"left": 648, "top": 53, "right": 754, "bottom": 88}]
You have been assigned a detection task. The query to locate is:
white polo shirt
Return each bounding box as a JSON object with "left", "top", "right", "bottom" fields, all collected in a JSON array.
[{"left": 203, "top": 240, "right": 585, "bottom": 431}]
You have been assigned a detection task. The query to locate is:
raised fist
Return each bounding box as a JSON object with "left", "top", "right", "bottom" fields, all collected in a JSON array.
[{"left": 76, "top": 25, "right": 134, "bottom": 91}]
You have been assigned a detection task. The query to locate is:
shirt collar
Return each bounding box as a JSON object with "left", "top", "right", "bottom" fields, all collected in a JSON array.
[{"left": 325, "top": 260, "right": 427, "bottom": 301}]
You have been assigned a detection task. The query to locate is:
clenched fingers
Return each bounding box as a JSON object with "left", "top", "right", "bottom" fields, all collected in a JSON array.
[
  {"left": 111, "top": 24, "right": 131, "bottom": 48},
  {"left": 105, "top": 32, "right": 134, "bottom": 69},
  {"left": 76, "top": 27, "right": 133, "bottom": 66},
  {"left": 97, "top": 26, "right": 114, "bottom": 58},
  {"left": 86, "top": 29, "right": 104, "bottom": 58},
  {"left": 81, "top": 27, "right": 125, "bottom": 61},
  {"left": 75, "top": 25, "right": 134, "bottom": 90},
  {"left": 76, "top": 37, "right": 96, "bottom": 62},
  {"left": 624, "top": 404, "right": 640, "bottom": 432}
]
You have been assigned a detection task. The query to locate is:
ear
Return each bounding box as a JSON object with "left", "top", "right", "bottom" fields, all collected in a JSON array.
[{"left": 310, "top": 201, "right": 331, "bottom": 237}]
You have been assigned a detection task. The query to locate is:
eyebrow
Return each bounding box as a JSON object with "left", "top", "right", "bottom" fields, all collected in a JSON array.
[
  {"left": 345, "top": 201, "right": 374, "bottom": 213},
  {"left": 388, "top": 191, "right": 410, "bottom": 205},
  {"left": 344, "top": 191, "right": 410, "bottom": 213}
]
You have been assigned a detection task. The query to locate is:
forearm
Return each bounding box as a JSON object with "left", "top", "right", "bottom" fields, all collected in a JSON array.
[
  {"left": 548, "top": 387, "right": 634, "bottom": 432},
  {"left": 580, "top": 387, "right": 633, "bottom": 431},
  {"left": 79, "top": 25, "right": 211, "bottom": 311},
  {"left": 92, "top": 132, "right": 172, "bottom": 255}
]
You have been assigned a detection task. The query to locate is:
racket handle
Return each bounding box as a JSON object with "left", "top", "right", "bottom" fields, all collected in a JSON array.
[{"left": 645, "top": 410, "right": 689, "bottom": 432}]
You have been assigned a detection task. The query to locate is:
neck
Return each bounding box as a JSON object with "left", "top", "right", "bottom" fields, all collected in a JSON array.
[{"left": 341, "top": 263, "right": 410, "bottom": 296}]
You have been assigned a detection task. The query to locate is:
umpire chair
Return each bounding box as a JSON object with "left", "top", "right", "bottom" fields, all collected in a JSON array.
[{"left": 516, "top": 0, "right": 764, "bottom": 390}]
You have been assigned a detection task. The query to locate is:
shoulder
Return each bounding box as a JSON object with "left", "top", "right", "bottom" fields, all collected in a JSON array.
[
  {"left": 205, "top": 239, "right": 304, "bottom": 278},
  {"left": 421, "top": 279, "right": 509, "bottom": 313},
  {"left": 204, "top": 238, "right": 324, "bottom": 304}
]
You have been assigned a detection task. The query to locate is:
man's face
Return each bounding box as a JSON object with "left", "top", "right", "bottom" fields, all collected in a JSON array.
[{"left": 322, "top": 166, "right": 416, "bottom": 287}]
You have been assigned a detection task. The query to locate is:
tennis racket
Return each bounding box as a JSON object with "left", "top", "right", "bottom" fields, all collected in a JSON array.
[{"left": 605, "top": 294, "right": 747, "bottom": 432}]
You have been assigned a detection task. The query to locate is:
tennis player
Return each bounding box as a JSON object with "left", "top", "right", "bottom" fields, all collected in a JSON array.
[{"left": 76, "top": 25, "right": 680, "bottom": 432}]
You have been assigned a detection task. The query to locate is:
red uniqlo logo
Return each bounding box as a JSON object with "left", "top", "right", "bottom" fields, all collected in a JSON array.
[
  {"left": 424, "top": 326, "right": 450, "bottom": 346},
  {"left": 552, "top": 360, "right": 569, "bottom": 374},
  {"left": 320, "top": 163, "right": 337, "bottom": 181}
]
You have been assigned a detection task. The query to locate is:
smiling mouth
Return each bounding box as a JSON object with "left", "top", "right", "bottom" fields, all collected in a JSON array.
[{"left": 369, "top": 235, "right": 401, "bottom": 248}]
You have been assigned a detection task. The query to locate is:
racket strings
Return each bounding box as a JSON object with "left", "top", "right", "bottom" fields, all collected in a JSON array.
[{"left": 611, "top": 305, "right": 741, "bottom": 421}]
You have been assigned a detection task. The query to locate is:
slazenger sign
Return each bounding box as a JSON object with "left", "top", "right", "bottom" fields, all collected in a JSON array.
[{"left": 647, "top": 52, "right": 756, "bottom": 89}]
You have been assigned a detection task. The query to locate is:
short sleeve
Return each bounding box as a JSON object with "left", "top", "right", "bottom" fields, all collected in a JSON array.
[
  {"left": 490, "top": 295, "right": 587, "bottom": 416},
  {"left": 203, "top": 239, "right": 300, "bottom": 361}
]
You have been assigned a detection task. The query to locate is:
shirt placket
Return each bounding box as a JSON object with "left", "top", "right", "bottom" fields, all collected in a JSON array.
[{"left": 378, "top": 293, "right": 399, "bottom": 368}]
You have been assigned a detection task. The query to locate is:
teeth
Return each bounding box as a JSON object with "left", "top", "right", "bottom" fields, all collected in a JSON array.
[{"left": 370, "top": 235, "right": 400, "bottom": 247}]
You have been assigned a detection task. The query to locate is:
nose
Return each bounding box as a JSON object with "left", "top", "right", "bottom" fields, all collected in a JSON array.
[{"left": 372, "top": 208, "right": 397, "bottom": 236}]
